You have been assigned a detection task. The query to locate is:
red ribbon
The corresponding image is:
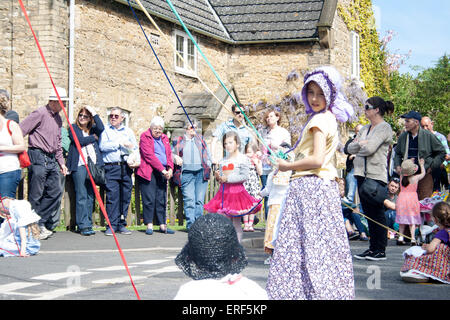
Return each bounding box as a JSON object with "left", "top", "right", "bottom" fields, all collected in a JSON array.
[{"left": 17, "top": 0, "right": 140, "bottom": 300}]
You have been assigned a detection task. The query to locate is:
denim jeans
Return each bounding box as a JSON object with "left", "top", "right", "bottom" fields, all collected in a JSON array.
[
  {"left": 345, "top": 168, "right": 357, "bottom": 203},
  {"left": 260, "top": 174, "right": 269, "bottom": 219},
  {"left": 181, "top": 169, "right": 208, "bottom": 230},
  {"left": 71, "top": 165, "right": 94, "bottom": 231},
  {"left": 384, "top": 209, "right": 399, "bottom": 231},
  {"left": 0, "top": 169, "right": 21, "bottom": 198}
]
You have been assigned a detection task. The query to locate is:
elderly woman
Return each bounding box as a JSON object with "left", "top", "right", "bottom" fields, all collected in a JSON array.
[
  {"left": 66, "top": 106, "right": 104, "bottom": 236},
  {"left": 136, "top": 116, "right": 175, "bottom": 235},
  {"left": 0, "top": 89, "right": 26, "bottom": 198}
]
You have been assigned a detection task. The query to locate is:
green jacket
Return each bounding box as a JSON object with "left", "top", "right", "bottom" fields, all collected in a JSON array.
[{"left": 394, "top": 128, "right": 446, "bottom": 171}]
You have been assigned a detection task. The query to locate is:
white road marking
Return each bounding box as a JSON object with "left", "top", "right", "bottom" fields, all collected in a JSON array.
[
  {"left": 143, "top": 265, "right": 180, "bottom": 274},
  {"left": 88, "top": 265, "right": 136, "bottom": 271},
  {"left": 0, "top": 282, "right": 41, "bottom": 297},
  {"left": 32, "top": 271, "right": 91, "bottom": 281},
  {"left": 131, "top": 259, "right": 169, "bottom": 265},
  {"left": 30, "top": 286, "right": 87, "bottom": 300},
  {"left": 92, "top": 275, "right": 147, "bottom": 284}
]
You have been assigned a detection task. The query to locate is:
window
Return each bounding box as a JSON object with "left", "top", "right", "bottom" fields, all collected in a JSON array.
[
  {"left": 174, "top": 30, "right": 197, "bottom": 77},
  {"left": 351, "top": 31, "right": 360, "bottom": 80}
]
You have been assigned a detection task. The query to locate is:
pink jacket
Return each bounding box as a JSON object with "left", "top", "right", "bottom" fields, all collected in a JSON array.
[{"left": 136, "top": 129, "right": 174, "bottom": 181}]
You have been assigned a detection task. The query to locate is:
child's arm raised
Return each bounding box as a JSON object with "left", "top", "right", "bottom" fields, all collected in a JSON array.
[{"left": 413, "top": 158, "right": 427, "bottom": 183}]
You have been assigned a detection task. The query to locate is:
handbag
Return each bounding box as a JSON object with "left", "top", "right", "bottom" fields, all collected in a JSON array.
[
  {"left": 359, "top": 157, "right": 387, "bottom": 206},
  {"left": 86, "top": 155, "right": 106, "bottom": 186},
  {"left": 6, "top": 120, "right": 31, "bottom": 168}
]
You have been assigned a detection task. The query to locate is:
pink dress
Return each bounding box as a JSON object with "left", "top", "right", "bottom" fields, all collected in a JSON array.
[{"left": 395, "top": 183, "right": 421, "bottom": 225}]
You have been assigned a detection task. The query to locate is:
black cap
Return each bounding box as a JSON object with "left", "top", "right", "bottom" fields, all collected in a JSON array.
[{"left": 401, "top": 111, "right": 422, "bottom": 122}]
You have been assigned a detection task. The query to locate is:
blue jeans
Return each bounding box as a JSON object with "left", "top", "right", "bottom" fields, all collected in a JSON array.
[
  {"left": 181, "top": 169, "right": 208, "bottom": 230},
  {"left": 71, "top": 165, "right": 94, "bottom": 231},
  {"left": 345, "top": 168, "right": 357, "bottom": 203},
  {"left": 260, "top": 174, "right": 269, "bottom": 219},
  {"left": 0, "top": 169, "right": 21, "bottom": 198},
  {"left": 384, "top": 209, "right": 399, "bottom": 231}
]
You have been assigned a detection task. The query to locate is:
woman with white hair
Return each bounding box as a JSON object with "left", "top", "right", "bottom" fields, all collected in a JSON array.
[{"left": 136, "top": 116, "right": 175, "bottom": 235}]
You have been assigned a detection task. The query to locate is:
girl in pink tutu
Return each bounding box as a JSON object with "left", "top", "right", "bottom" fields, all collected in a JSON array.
[
  {"left": 396, "top": 158, "right": 426, "bottom": 245},
  {"left": 204, "top": 131, "right": 262, "bottom": 242}
]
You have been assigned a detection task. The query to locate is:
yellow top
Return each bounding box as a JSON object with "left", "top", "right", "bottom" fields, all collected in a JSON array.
[{"left": 291, "top": 111, "right": 339, "bottom": 181}]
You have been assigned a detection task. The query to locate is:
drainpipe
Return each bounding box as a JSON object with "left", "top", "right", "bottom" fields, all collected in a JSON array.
[{"left": 68, "top": 0, "right": 75, "bottom": 123}]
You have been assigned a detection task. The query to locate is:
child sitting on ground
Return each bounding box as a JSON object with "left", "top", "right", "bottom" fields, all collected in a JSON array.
[
  {"left": 174, "top": 213, "right": 268, "bottom": 299},
  {"left": 0, "top": 197, "right": 41, "bottom": 257},
  {"left": 400, "top": 201, "right": 450, "bottom": 284}
]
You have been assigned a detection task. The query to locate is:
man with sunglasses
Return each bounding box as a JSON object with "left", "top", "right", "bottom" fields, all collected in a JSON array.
[
  {"left": 394, "top": 111, "right": 445, "bottom": 200},
  {"left": 211, "top": 104, "right": 252, "bottom": 164},
  {"left": 99, "top": 107, "right": 138, "bottom": 236}
]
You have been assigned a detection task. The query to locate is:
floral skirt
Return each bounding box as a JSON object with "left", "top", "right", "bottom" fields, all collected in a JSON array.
[
  {"left": 204, "top": 183, "right": 262, "bottom": 217},
  {"left": 266, "top": 175, "right": 355, "bottom": 300},
  {"left": 401, "top": 244, "right": 450, "bottom": 284}
]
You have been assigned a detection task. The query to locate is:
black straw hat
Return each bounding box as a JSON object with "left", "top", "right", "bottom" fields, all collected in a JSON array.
[{"left": 175, "top": 213, "right": 248, "bottom": 280}]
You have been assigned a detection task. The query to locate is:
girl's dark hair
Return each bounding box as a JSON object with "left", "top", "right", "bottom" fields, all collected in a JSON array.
[
  {"left": 401, "top": 175, "right": 410, "bottom": 188},
  {"left": 367, "top": 96, "right": 394, "bottom": 116},
  {"left": 222, "top": 131, "right": 241, "bottom": 149},
  {"left": 431, "top": 201, "right": 450, "bottom": 228}
]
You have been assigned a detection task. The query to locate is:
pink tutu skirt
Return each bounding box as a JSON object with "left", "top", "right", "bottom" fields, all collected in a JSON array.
[{"left": 204, "top": 183, "right": 262, "bottom": 217}]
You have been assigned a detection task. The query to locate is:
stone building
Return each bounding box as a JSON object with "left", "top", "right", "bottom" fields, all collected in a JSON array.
[{"left": 1, "top": 0, "right": 365, "bottom": 161}]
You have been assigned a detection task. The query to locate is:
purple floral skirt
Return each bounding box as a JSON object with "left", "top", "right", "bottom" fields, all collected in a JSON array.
[{"left": 266, "top": 175, "right": 355, "bottom": 300}]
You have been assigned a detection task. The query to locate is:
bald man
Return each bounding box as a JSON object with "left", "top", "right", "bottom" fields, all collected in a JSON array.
[{"left": 421, "top": 116, "right": 450, "bottom": 191}]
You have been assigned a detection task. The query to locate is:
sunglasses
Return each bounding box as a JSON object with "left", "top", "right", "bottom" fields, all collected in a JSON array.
[
  {"left": 78, "top": 114, "right": 90, "bottom": 119},
  {"left": 390, "top": 177, "right": 400, "bottom": 183},
  {"left": 365, "top": 104, "right": 376, "bottom": 110},
  {"left": 109, "top": 114, "right": 120, "bottom": 119},
  {"left": 234, "top": 111, "right": 242, "bottom": 115}
]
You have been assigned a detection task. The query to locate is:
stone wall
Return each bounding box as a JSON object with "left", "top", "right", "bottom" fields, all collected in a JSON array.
[
  {"left": 1, "top": 0, "right": 354, "bottom": 169},
  {"left": 0, "top": 0, "right": 69, "bottom": 121}
]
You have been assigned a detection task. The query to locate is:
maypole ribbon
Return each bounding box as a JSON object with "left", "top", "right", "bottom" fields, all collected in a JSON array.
[
  {"left": 17, "top": 0, "right": 141, "bottom": 300},
  {"left": 165, "top": 0, "right": 278, "bottom": 162}
]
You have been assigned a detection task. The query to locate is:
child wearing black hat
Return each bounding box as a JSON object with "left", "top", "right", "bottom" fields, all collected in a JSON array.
[{"left": 174, "top": 213, "right": 267, "bottom": 300}]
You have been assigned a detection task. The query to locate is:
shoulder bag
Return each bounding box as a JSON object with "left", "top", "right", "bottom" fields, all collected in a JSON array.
[{"left": 6, "top": 120, "right": 31, "bottom": 168}]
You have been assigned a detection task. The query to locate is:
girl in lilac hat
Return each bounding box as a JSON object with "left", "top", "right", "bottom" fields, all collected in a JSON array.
[{"left": 266, "top": 66, "right": 355, "bottom": 300}]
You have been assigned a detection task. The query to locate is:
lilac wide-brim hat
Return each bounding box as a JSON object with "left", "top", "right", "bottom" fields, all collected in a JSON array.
[{"left": 301, "top": 66, "right": 355, "bottom": 122}]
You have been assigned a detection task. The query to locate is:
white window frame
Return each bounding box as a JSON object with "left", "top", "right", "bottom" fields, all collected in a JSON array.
[
  {"left": 351, "top": 31, "right": 360, "bottom": 80},
  {"left": 173, "top": 29, "right": 198, "bottom": 77}
]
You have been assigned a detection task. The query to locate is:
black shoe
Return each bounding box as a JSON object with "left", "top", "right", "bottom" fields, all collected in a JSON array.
[
  {"left": 348, "top": 232, "right": 360, "bottom": 240},
  {"left": 365, "top": 251, "right": 387, "bottom": 261},
  {"left": 354, "top": 249, "right": 373, "bottom": 260}
]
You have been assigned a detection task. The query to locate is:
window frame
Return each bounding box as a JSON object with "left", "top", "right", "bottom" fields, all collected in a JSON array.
[
  {"left": 350, "top": 31, "right": 360, "bottom": 80},
  {"left": 173, "top": 29, "right": 198, "bottom": 78}
]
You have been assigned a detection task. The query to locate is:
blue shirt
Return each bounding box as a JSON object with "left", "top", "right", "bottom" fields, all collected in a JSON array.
[
  {"left": 99, "top": 124, "right": 138, "bottom": 163},
  {"left": 153, "top": 137, "right": 167, "bottom": 167},
  {"left": 213, "top": 119, "right": 252, "bottom": 153}
]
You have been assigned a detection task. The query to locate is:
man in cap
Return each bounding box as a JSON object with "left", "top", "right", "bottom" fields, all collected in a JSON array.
[
  {"left": 20, "top": 86, "right": 69, "bottom": 240},
  {"left": 420, "top": 116, "right": 450, "bottom": 191},
  {"left": 394, "top": 111, "right": 446, "bottom": 200}
]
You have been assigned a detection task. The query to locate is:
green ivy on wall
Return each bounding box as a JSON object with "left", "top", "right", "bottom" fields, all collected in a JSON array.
[{"left": 338, "top": 0, "right": 390, "bottom": 97}]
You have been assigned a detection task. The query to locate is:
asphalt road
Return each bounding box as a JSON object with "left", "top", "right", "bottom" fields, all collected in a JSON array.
[{"left": 0, "top": 228, "right": 448, "bottom": 301}]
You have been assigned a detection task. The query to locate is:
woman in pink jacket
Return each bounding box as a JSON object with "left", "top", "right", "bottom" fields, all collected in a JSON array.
[{"left": 136, "top": 116, "right": 174, "bottom": 235}]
